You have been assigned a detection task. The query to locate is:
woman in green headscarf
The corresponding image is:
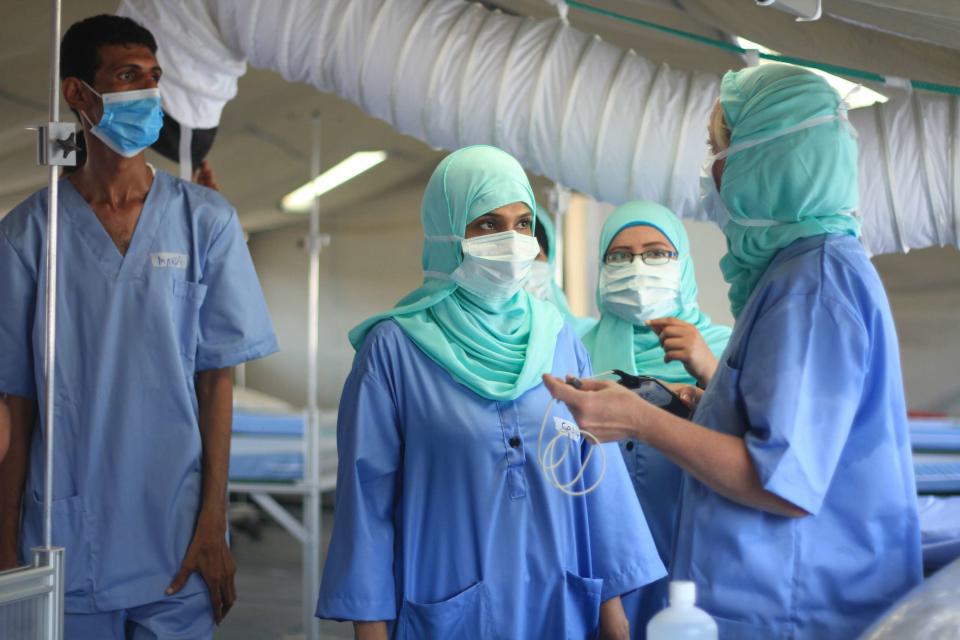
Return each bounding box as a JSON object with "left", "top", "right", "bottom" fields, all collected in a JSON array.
[
  {"left": 581, "top": 200, "right": 731, "bottom": 635},
  {"left": 524, "top": 204, "right": 598, "bottom": 336},
  {"left": 544, "top": 65, "right": 921, "bottom": 639},
  {"left": 317, "top": 145, "right": 665, "bottom": 640},
  {"left": 583, "top": 201, "right": 731, "bottom": 387}
]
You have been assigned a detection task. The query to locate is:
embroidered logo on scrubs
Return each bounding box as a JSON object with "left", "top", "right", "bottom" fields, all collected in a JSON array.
[
  {"left": 150, "top": 253, "right": 189, "bottom": 269},
  {"left": 553, "top": 417, "right": 581, "bottom": 441}
]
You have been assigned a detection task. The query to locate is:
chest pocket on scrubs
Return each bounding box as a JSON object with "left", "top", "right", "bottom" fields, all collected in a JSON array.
[
  {"left": 396, "top": 581, "right": 491, "bottom": 640},
  {"left": 171, "top": 279, "right": 208, "bottom": 370}
]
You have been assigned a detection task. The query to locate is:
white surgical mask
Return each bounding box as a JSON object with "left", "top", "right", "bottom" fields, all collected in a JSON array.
[
  {"left": 599, "top": 259, "right": 682, "bottom": 324},
  {"left": 444, "top": 230, "right": 541, "bottom": 300},
  {"left": 524, "top": 260, "right": 555, "bottom": 301},
  {"left": 699, "top": 154, "right": 732, "bottom": 230}
]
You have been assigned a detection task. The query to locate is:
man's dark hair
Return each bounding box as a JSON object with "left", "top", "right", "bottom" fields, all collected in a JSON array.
[
  {"left": 59, "top": 15, "right": 157, "bottom": 171},
  {"left": 60, "top": 14, "right": 157, "bottom": 84}
]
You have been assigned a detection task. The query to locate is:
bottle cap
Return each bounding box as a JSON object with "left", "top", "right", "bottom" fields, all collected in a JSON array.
[{"left": 669, "top": 581, "right": 696, "bottom": 607}]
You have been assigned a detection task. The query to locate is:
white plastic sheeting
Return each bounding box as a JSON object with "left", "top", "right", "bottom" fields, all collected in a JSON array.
[
  {"left": 119, "top": 0, "right": 960, "bottom": 255},
  {"left": 854, "top": 93, "right": 960, "bottom": 254}
]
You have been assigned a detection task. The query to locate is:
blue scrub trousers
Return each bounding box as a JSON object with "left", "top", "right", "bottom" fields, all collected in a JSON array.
[{"left": 64, "top": 592, "right": 213, "bottom": 640}]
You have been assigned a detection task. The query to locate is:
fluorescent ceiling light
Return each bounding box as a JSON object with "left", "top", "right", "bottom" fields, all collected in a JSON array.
[
  {"left": 281, "top": 150, "right": 388, "bottom": 213},
  {"left": 736, "top": 38, "right": 888, "bottom": 109}
]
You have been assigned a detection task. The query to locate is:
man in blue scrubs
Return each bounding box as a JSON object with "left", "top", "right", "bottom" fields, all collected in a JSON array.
[{"left": 0, "top": 15, "right": 277, "bottom": 639}]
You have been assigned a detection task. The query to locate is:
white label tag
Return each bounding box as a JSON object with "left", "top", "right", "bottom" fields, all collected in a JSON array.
[
  {"left": 150, "top": 253, "right": 189, "bottom": 269},
  {"left": 553, "top": 416, "right": 581, "bottom": 441}
]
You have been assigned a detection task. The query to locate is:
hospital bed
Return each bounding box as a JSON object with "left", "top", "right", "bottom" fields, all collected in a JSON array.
[
  {"left": 230, "top": 388, "right": 338, "bottom": 487},
  {"left": 228, "top": 387, "right": 338, "bottom": 635},
  {"left": 910, "top": 416, "right": 960, "bottom": 574}
]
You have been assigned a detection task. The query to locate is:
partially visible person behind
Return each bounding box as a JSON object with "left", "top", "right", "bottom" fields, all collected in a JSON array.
[
  {"left": 524, "top": 204, "right": 597, "bottom": 336},
  {"left": 582, "top": 201, "right": 730, "bottom": 635},
  {"left": 0, "top": 14, "right": 277, "bottom": 639},
  {"left": 192, "top": 159, "right": 220, "bottom": 191}
]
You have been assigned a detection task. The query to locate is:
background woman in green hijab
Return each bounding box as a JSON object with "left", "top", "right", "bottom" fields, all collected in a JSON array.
[
  {"left": 581, "top": 200, "right": 731, "bottom": 635},
  {"left": 317, "top": 145, "right": 665, "bottom": 640},
  {"left": 525, "top": 204, "right": 598, "bottom": 336}
]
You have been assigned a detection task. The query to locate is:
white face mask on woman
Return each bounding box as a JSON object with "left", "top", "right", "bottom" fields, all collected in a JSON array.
[
  {"left": 523, "top": 260, "right": 555, "bottom": 302},
  {"left": 599, "top": 259, "right": 682, "bottom": 324},
  {"left": 450, "top": 230, "right": 542, "bottom": 300}
]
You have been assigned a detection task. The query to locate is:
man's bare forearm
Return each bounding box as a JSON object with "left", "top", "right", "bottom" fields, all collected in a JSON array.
[
  {"left": 0, "top": 395, "right": 37, "bottom": 565},
  {"left": 195, "top": 368, "right": 233, "bottom": 527},
  {"left": 354, "top": 621, "right": 388, "bottom": 640}
]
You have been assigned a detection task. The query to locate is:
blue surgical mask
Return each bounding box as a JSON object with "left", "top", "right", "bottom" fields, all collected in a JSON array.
[{"left": 81, "top": 82, "right": 164, "bottom": 158}]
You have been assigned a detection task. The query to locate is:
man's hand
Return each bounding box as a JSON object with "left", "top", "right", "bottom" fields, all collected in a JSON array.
[
  {"left": 646, "top": 318, "right": 718, "bottom": 387},
  {"left": 0, "top": 545, "right": 19, "bottom": 571},
  {"left": 0, "top": 395, "right": 35, "bottom": 571},
  {"left": 542, "top": 374, "right": 649, "bottom": 443},
  {"left": 166, "top": 518, "right": 236, "bottom": 624},
  {"left": 599, "top": 597, "right": 630, "bottom": 640}
]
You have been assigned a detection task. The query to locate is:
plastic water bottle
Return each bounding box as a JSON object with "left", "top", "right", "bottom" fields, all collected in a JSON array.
[{"left": 647, "top": 581, "right": 718, "bottom": 640}]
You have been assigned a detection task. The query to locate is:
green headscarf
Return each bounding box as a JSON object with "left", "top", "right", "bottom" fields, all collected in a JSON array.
[
  {"left": 582, "top": 201, "right": 731, "bottom": 384},
  {"left": 533, "top": 205, "right": 597, "bottom": 336},
  {"left": 717, "top": 64, "right": 861, "bottom": 317},
  {"left": 349, "top": 145, "right": 564, "bottom": 400}
]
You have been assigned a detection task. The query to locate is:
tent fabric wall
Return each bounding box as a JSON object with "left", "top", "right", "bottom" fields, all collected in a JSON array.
[{"left": 118, "top": 0, "right": 960, "bottom": 255}]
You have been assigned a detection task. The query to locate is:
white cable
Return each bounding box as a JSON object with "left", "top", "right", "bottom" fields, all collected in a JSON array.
[
  {"left": 536, "top": 372, "right": 619, "bottom": 497},
  {"left": 537, "top": 397, "right": 607, "bottom": 496}
]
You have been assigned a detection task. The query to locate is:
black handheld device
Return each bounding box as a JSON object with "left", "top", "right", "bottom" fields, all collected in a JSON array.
[{"left": 611, "top": 369, "right": 692, "bottom": 419}]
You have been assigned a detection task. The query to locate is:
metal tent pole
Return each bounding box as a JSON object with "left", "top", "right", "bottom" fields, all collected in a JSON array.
[
  {"left": 36, "top": 1, "right": 69, "bottom": 638},
  {"left": 303, "top": 112, "right": 324, "bottom": 640}
]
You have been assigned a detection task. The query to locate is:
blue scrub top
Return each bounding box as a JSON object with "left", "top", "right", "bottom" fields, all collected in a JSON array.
[
  {"left": 617, "top": 440, "right": 682, "bottom": 638},
  {"left": 316, "top": 320, "right": 665, "bottom": 639},
  {"left": 0, "top": 172, "right": 278, "bottom": 612},
  {"left": 671, "top": 235, "right": 922, "bottom": 639}
]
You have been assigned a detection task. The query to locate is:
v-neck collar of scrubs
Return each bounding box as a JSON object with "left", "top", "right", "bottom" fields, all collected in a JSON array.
[{"left": 62, "top": 171, "right": 168, "bottom": 282}]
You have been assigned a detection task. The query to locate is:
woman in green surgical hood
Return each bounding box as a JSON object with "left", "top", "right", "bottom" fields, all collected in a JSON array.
[
  {"left": 581, "top": 200, "right": 731, "bottom": 634},
  {"left": 544, "top": 64, "right": 921, "bottom": 640},
  {"left": 317, "top": 145, "right": 666, "bottom": 640}
]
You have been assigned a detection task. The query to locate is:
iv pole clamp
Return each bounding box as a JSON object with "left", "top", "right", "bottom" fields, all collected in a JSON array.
[{"left": 29, "top": 122, "right": 80, "bottom": 167}]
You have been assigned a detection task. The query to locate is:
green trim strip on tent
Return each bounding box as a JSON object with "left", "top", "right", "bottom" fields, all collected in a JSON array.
[{"left": 565, "top": 0, "right": 960, "bottom": 97}]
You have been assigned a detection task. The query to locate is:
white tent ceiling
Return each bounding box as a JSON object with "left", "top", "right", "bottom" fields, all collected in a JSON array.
[{"left": 0, "top": 0, "right": 957, "bottom": 234}]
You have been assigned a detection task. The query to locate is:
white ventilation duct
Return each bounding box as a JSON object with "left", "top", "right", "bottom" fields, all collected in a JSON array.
[{"left": 119, "top": 0, "right": 960, "bottom": 255}]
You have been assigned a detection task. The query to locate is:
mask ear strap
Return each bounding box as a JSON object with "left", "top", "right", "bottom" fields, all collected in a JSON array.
[
  {"left": 76, "top": 80, "right": 102, "bottom": 129},
  {"left": 79, "top": 80, "right": 102, "bottom": 100},
  {"left": 714, "top": 112, "right": 850, "bottom": 162}
]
